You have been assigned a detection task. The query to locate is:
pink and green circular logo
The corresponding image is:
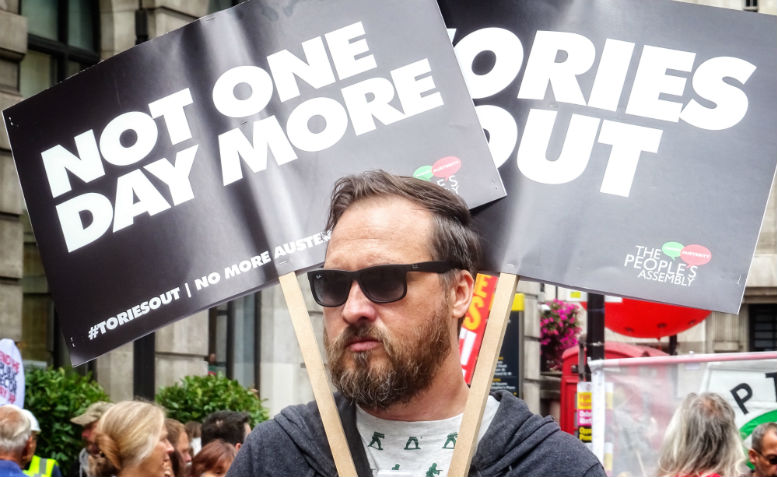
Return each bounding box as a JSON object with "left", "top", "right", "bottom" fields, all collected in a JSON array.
[
  {"left": 414, "top": 156, "right": 462, "bottom": 182},
  {"left": 662, "top": 241, "right": 711, "bottom": 266}
]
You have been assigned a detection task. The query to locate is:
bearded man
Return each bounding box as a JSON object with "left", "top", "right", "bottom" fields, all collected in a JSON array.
[{"left": 227, "top": 170, "right": 605, "bottom": 477}]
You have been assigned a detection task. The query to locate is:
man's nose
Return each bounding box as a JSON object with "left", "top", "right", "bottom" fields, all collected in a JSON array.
[{"left": 341, "top": 281, "right": 378, "bottom": 324}]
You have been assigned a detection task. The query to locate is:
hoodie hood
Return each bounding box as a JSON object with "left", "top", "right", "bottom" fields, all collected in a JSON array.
[
  {"left": 471, "top": 391, "right": 604, "bottom": 477},
  {"left": 471, "top": 391, "right": 561, "bottom": 475},
  {"left": 274, "top": 394, "right": 373, "bottom": 477}
]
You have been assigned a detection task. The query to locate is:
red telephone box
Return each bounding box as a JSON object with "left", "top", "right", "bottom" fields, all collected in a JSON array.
[{"left": 559, "top": 342, "right": 668, "bottom": 435}]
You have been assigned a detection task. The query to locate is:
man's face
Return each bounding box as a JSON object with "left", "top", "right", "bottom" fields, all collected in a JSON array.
[
  {"left": 322, "top": 196, "right": 460, "bottom": 410},
  {"left": 175, "top": 432, "right": 192, "bottom": 464},
  {"left": 750, "top": 430, "right": 777, "bottom": 477},
  {"left": 82, "top": 422, "right": 98, "bottom": 455},
  {"left": 22, "top": 433, "right": 37, "bottom": 467}
]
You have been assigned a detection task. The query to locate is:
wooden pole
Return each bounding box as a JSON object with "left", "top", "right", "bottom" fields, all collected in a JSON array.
[
  {"left": 448, "top": 272, "right": 519, "bottom": 477},
  {"left": 279, "top": 272, "right": 358, "bottom": 477}
]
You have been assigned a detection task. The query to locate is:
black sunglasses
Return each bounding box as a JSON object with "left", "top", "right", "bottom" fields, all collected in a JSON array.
[
  {"left": 307, "top": 261, "right": 454, "bottom": 307},
  {"left": 754, "top": 448, "right": 777, "bottom": 466}
]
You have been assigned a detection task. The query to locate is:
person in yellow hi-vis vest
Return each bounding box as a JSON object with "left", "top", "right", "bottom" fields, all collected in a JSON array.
[{"left": 20, "top": 409, "right": 63, "bottom": 477}]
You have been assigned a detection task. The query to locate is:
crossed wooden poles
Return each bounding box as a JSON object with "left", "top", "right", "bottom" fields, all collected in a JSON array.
[{"left": 280, "top": 271, "right": 520, "bottom": 477}]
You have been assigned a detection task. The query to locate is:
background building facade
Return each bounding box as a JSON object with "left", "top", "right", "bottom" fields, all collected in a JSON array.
[{"left": 0, "top": 0, "right": 775, "bottom": 417}]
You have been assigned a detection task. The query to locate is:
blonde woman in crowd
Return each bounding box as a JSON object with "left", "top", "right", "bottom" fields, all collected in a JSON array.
[
  {"left": 89, "top": 401, "right": 174, "bottom": 477},
  {"left": 657, "top": 392, "right": 747, "bottom": 477}
]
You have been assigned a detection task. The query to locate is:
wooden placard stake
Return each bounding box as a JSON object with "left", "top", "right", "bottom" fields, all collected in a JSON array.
[
  {"left": 279, "top": 272, "right": 358, "bottom": 477},
  {"left": 448, "top": 272, "right": 519, "bottom": 477}
]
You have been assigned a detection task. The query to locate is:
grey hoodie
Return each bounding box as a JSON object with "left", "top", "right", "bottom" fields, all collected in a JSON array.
[{"left": 226, "top": 391, "right": 605, "bottom": 477}]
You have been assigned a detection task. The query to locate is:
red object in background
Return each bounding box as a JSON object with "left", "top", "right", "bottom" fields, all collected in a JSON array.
[
  {"left": 583, "top": 298, "right": 711, "bottom": 338},
  {"left": 458, "top": 274, "right": 498, "bottom": 384},
  {"left": 559, "top": 343, "right": 668, "bottom": 435}
]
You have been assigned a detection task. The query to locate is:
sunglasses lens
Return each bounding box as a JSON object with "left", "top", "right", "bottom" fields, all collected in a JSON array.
[
  {"left": 360, "top": 267, "right": 406, "bottom": 303},
  {"left": 310, "top": 270, "right": 350, "bottom": 307}
]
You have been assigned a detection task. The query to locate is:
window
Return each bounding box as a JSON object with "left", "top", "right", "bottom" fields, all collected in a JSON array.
[
  {"left": 19, "top": 0, "right": 100, "bottom": 370},
  {"left": 20, "top": 0, "right": 99, "bottom": 97},
  {"left": 744, "top": 0, "right": 759, "bottom": 12},
  {"left": 749, "top": 304, "right": 777, "bottom": 351},
  {"left": 209, "top": 293, "right": 261, "bottom": 389}
]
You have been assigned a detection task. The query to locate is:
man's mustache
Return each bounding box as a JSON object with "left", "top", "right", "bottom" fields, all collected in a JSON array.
[{"left": 329, "top": 324, "right": 389, "bottom": 352}]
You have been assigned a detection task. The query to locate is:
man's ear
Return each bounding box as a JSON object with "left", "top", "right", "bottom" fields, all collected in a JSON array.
[
  {"left": 235, "top": 442, "right": 242, "bottom": 452},
  {"left": 21, "top": 435, "right": 35, "bottom": 466},
  {"left": 450, "top": 270, "right": 475, "bottom": 319},
  {"left": 748, "top": 448, "right": 758, "bottom": 465}
]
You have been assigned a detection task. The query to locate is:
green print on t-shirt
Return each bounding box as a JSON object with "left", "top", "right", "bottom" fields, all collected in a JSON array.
[
  {"left": 426, "top": 463, "right": 442, "bottom": 477},
  {"left": 368, "top": 432, "right": 385, "bottom": 450},
  {"left": 404, "top": 436, "right": 420, "bottom": 450},
  {"left": 443, "top": 432, "right": 457, "bottom": 449}
]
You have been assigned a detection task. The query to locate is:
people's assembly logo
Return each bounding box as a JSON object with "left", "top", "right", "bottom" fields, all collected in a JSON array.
[
  {"left": 413, "top": 156, "right": 461, "bottom": 193},
  {"left": 623, "top": 241, "right": 712, "bottom": 287}
]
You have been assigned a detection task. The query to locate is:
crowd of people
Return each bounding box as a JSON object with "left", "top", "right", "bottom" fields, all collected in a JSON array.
[
  {"left": 0, "top": 402, "right": 250, "bottom": 477},
  {"left": 0, "top": 394, "right": 774, "bottom": 476}
]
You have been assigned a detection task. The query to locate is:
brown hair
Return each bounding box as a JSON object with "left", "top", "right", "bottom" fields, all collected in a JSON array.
[
  {"left": 187, "top": 440, "right": 237, "bottom": 477},
  {"left": 165, "top": 419, "right": 185, "bottom": 447},
  {"left": 184, "top": 421, "right": 201, "bottom": 439},
  {"left": 89, "top": 401, "right": 165, "bottom": 477},
  {"left": 165, "top": 419, "right": 188, "bottom": 476},
  {"left": 327, "top": 170, "right": 481, "bottom": 278}
]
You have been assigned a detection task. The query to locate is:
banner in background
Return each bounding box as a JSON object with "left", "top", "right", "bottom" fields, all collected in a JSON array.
[
  {"left": 440, "top": 0, "right": 777, "bottom": 313},
  {"left": 590, "top": 352, "right": 777, "bottom": 476},
  {"left": 3, "top": 0, "right": 504, "bottom": 365},
  {"left": 0, "top": 339, "right": 25, "bottom": 408}
]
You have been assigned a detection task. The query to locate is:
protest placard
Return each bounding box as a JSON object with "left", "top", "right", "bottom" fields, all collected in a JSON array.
[
  {"left": 440, "top": 1, "right": 777, "bottom": 473},
  {"left": 0, "top": 339, "right": 24, "bottom": 408},
  {"left": 3, "top": 0, "right": 504, "bottom": 366},
  {"left": 440, "top": 0, "right": 777, "bottom": 314}
]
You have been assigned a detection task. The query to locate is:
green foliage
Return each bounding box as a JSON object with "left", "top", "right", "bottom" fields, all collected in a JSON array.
[
  {"left": 156, "top": 373, "right": 269, "bottom": 426},
  {"left": 24, "top": 367, "right": 110, "bottom": 473}
]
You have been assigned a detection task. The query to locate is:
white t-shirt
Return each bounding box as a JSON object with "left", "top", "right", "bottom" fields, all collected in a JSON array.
[{"left": 355, "top": 396, "right": 499, "bottom": 477}]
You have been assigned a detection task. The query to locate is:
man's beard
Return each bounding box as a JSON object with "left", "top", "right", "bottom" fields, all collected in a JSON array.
[{"left": 325, "top": 303, "right": 452, "bottom": 410}]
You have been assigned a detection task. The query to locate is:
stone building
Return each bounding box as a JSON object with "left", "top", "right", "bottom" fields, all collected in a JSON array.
[{"left": 0, "top": 0, "right": 774, "bottom": 418}]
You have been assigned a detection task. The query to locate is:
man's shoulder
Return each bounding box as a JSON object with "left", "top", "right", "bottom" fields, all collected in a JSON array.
[
  {"left": 0, "top": 459, "right": 26, "bottom": 477},
  {"left": 474, "top": 392, "right": 605, "bottom": 477},
  {"left": 251, "top": 395, "right": 359, "bottom": 453},
  {"left": 249, "top": 400, "right": 320, "bottom": 441},
  {"left": 227, "top": 399, "right": 343, "bottom": 477}
]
